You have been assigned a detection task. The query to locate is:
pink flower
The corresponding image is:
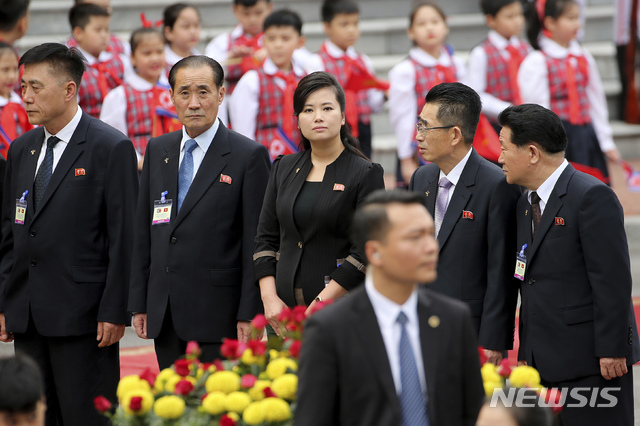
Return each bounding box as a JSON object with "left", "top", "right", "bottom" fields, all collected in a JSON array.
[
  {"left": 291, "top": 306, "right": 307, "bottom": 323},
  {"left": 277, "top": 307, "right": 292, "bottom": 323},
  {"left": 174, "top": 359, "right": 191, "bottom": 377},
  {"left": 129, "top": 396, "right": 143, "bottom": 412},
  {"left": 93, "top": 396, "right": 111, "bottom": 413},
  {"left": 251, "top": 314, "right": 268, "bottom": 329},
  {"left": 139, "top": 367, "right": 157, "bottom": 387},
  {"left": 186, "top": 341, "right": 201, "bottom": 358},
  {"left": 248, "top": 340, "right": 266, "bottom": 356},
  {"left": 288, "top": 340, "right": 302, "bottom": 359},
  {"left": 241, "top": 374, "right": 257, "bottom": 388},
  {"left": 174, "top": 379, "right": 194, "bottom": 396}
]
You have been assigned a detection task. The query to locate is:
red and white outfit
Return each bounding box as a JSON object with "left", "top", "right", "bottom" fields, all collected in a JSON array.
[
  {"left": 467, "top": 30, "right": 531, "bottom": 120},
  {"left": 388, "top": 46, "right": 466, "bottom": 161},
  {"left": 75, "top": 46, "right": 125, "bottom": 119},
  {"left": 229, "top": 57, "right": 306, "bottom": 150},
  {"left": 0, "top": 91, "right": 31, "bottom": 158}
]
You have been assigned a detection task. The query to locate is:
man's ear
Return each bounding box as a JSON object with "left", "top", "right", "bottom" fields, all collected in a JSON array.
[
  {"left": 64, "top": 81, "right": 77, "bottom": 102},
  {"left": 365, "top": 240, "right": 382, "bottom": 267}
]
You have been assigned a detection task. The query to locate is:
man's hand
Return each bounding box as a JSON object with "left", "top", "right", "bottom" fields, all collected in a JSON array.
[
  {"left": 97, "top": 322, "right": 125, "bottom": 347},
  {"left": 0, "top": 313, "right": 13, "bottom": 343},
  {"left": 600, "top": 357, "right": 628, "bottom": 380},
  {"left": 517, "top": 360, "right": 528, "bottom": 366},
  {"left": 484, "top": 349, "right": 503, "bottom": 365},
  {"left": 133, "top": 313, "right": 148, "bottom": 339},
  {"left": 237, "top": 321, "right": 254, "bottom": 343}
]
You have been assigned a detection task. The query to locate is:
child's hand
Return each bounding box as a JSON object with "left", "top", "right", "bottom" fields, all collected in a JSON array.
[
  {"left": 604, "top": 147, "right": 621, "bottom": 163},
  {"left": 253, "top": 47, "right": 267, "bottom": 63}
]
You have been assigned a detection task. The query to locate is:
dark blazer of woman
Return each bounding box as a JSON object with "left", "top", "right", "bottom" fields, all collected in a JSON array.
[{"left": 254, "top": 149, "right": 385, "bottom": 306}]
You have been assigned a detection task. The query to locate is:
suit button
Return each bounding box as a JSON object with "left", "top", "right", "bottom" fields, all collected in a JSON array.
[
  {"left": 30, "top": 230, "right": 36, "bottom": 237},
  {"left": 171, "top": 237, "right": 177, "bottom": 244},
  {"left": 528, "top": 278, "right": 535, "bottom": 285},
  {"left": 298, "top": 241, "right": 303, "bottom": 249},
  {"left": 165, "top": 267, "right": 169, "bottom": 273},
  {"left": 30, "top": 260, "right": 37, "bottom": 267}
]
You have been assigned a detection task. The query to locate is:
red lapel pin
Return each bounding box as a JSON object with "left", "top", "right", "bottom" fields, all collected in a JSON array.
[
  {"left": 555, "top": 217, "right": 565, "bottom": 226},
  {"left": 220, "top": 174, "right": 232, "bottom": 184}
]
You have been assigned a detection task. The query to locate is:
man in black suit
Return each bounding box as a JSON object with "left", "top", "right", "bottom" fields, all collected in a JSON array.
[
  {"left": 129, "top": 56, "right": 270, "bottom": 368},
  {"left": 408, "top": 82, "right": 521, "bottom": 364},
  {"left": 498, "top": 104, "right": 639, "bottom": 425},
  {"left": 0, "top": 43, "right": 138, "bottom": 425},
  {"left": 295, "top": 190, "right": 484, "bottom": 426}
]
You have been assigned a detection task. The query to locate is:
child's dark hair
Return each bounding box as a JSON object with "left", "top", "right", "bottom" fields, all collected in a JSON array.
[
  {"left": 68, "top": 3, "right": 110, "bottom": 31},
  {"left": 321, "top": 0, "right": 359, "bottom": 23},
  {"left": 130, "top": 27, "right": 164, "bottom": 54},
  {"left": 234, "top": 0, "right": 271, "bottom": 6},
  {"left": 409, "top": 1, "right": 446, "bottom": 28},
  {"left": 480, "top": 0, "right": 523, "bottom": 16},
  {"left": 293, "top": 71, "right": 367, "bottom": 159},
  {"left": 525, "top": 0, "right": 576, "bottom": 50},
  {"left": 0, "top": 0, "right": 30, "bottom": 33},
  {"left": 0, "top": 41, "right": 18, "bottom": 59},
  {"left": 263, "top": 9, "right": 303, "bottom": 35},
  {"left": 0, "top": 354, "right": 44, "bottom": 414}
]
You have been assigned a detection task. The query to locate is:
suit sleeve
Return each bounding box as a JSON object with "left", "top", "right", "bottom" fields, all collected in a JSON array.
[
  {"left": 98, "top": 137, "right": 139, "bottom": 324},
  {"left": 237, "top": 144, "right": 271, "bottom": 320},
  {"left": 128, "top": 142, "right": 153, "bottom": 313},
  {"left": 330, "top": 162, "right": 385, "bottom": 291},
  {"left": 0, "top": 148, "right": 15, "bottom": 311},
  {"left": 579, "top": 184, "right": 633, "bottom": 358},
  {"left": 478, "top": 179, "right": 521, "bottom": 350}
]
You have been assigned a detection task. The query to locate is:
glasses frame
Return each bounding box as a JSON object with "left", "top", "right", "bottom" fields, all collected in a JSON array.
[{"left": 415, "top": 121, "right": 455, "bottom": 136}]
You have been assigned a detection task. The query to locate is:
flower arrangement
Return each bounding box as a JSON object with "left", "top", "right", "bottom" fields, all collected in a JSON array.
[{"left": 96, "top": 304, "right": 331, "bottom": 426}]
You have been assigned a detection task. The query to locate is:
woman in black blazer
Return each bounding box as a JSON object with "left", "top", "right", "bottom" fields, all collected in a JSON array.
[{"left": 254, "top": 72, "right": 385, "bottom": 334}]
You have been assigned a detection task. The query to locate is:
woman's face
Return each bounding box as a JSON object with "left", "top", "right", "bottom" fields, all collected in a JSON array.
[{"left": 297, "top": 86, "right": 345, "bottom": 145}]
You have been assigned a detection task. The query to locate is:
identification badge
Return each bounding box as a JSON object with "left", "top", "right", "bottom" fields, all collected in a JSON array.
[
  {"left": 514, "top": 244, "right": 527, "bottom": 281},
  {"left": 152, "top": 191, "right": 172, "bottom": 225},
  {"left": 15, "top": 190, "right": 28, "bottom": 225}
]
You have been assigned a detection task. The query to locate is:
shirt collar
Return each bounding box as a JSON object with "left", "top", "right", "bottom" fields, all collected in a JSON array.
[
  {"left": 180, "top": 117, "right": 220, "bottom": 153},
  {"left": 124, "top": 69, "right": 170, "bottom": 91},
  {"left": 527, "top": 159, "right": 569, "bottom": 205},
  {"left": 409, "top": 46, "right": 453, "bottom": 67},
  {"left": 263, "top": 56, "right": 306, "bottom": 77},
  {"left": 539, "top": 36, "right": 583, "bottom": 58},
  {"left": 488, "top": 30, "right": 522, "bottom": 49},
  {"left": 0, "top": 91, "right": 21, "bottom": 107},
  {"left": 231, "top": 24, "right": 245, "bottom": 39},
  {"left": 44, "top": 106, "right": 83, "bottom": 143},
  {"left": 323, "top": 40, "right": 358, "bottom": 59},
  {"left": 365, "top": 274, "right": 420, "bottom": 331},
  {"left": 75, "top": 46, "right": 113, "bottom": 66},
  {"left": 439, "top": 147, "right": 473, "bottom": 186}
]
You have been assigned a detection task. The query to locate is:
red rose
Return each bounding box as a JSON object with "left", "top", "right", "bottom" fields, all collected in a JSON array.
[
  {"left": 540, "top": 388, "right": 564, "bottom": 414},
  {"left": 174, "top": 379, "right": 194, "bottom": 396},
  {"left": 251, "top": 314, "right": 268, "bottom": 330},
  {"left": 220, "top": 414, "right": 237, "bottom": 426},
  {"left": 201, "top": 362, "right": 213, "bottom": 372},
  {"left": 93, "top": 396, "right": 111, "bottom": 413},
  {"left": 241, "top": 374, "right": 257, "bottom": 388},
  {"left": 174, "top": 359, "right": 192, "bottom": 377},
  {"left": 213, "top": 359, "right": 225, "bottom": 372},
  {"left": 498, "top": 358, "right": 512, "bottom": 378},
  {"left": 288, "top": 340, "right": 302, "bottom": 359},
  {"left": 248, "top": 340, "right": 266, "bottom": 356},
  {"left": 186, "top": 341, "right": 201, "bottom": 358},
  {"left": 263, "top": 387, "right": 277, "bottom": 398},
  {"left": 477, "top": 347, "right": 488, "bottom": 365},
  {"left": 277, "top": 307, "right": 292, "bottom": 323},
  {"left": 129, "top": 396, "right": 143, "bottom": 412},
  {"left": 221, "top": 338, "right": 247, "bottom": 360},
  {"left": 139, "top": 367, "right": 157, "bottom": 387},
  {"left": 291, "top": 306, "right": 307, "bottom": 323}
]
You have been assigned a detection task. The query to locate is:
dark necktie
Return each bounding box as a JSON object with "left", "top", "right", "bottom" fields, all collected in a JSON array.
[
  {"left": 34, "top": 136, "right": 60, "bottom": 210},
  {"left": 177, "top": 139, "right": 198, "bottom": 211},
  {"left": 530, "top": 191, "right": 542, "bottom": 238},
  {"left": 397, "top": 311, "right": 430, "bottom": 426}
]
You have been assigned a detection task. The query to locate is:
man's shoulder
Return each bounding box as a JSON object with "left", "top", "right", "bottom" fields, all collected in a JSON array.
[
  {"left": 307, "top": 286, "right": 365, "bottom": 327},
  {"left": 225, "top": 126, "right": 266, "bottom": 150},
  {"left": 419, "top": 287, "right": 471, "bottom": 318},
  {"left": 85, "top": 114, "right": 129, "bottom": 143}
]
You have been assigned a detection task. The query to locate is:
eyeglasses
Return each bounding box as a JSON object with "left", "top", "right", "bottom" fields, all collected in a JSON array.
[{"left": 415, "top": 122, "right": 455, "bottom": 136}]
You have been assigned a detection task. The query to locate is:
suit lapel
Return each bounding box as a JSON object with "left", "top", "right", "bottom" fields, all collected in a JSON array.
[
  {"left": 417, "top": 290, "right": 439, "bottom": 420},
  {"left": 172, "top": 123, "right": 230, "bottom": 230},
  {"left": 162, "top": 133, "right": 181, "bottom": 214},
  {"left": 516, "top": 195, "right": 532, "bottom": 257},
  {"left": 424, "top": 168, "right": 439, "bottom": 216},
  {"left": 20, "top": 128, "right": 45, "bottom": 222},
  {"left": 281, "top": 150, "right": 312, "bottom": 243}
]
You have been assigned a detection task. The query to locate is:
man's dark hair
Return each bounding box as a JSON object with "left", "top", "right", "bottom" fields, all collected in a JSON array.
[
  {"left": 234, "top": 0, "right": 272, "bottom": 6},
  {"left": 168, "top": 55, "right": 224, "bottom": 90},
  {"left": 0, "top": 354, "right": 44, "bottom": 414},
  {"left": 424, "top": 82, "right": 482, "bottom": 146},
  {"left": 263, "top": 9, "right": 303, "bottom": 35},
  {"left": 480, "top": 0, "right": 522, "bottom": 16},
  {"left": 321, "top": 0, "right": 359, "bottom": 23},
  {"left": 351, "top": 190, "right": 427, "bottom": 265},
  {"left": 0, "top": 0, "right": 30, "bottom": 33},
  {"left": 68, "top": 3, "right": 110, "bottom": 31},
  {"left": 20, "top": 43, "right": 86, "bottom": 87},
  {"left": 498, "top": 104, "right": 568, "bottom": 154}
]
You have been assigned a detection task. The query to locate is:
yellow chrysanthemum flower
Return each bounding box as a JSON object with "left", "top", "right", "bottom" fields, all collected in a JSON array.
[
  {"left": 225, "top": 391, "right": 252, "bottom": 414},
  {"left": 206, "top": 371, "right": 241, "bottom": 394},
  {"left": 153, "top": 395, "right": 186, "bottom": 419},
  {"left": 155, "top": 368, "right": 178, "bottom": 392},
  {"left": 121, "top": 389, "right": 154, "bottom": 415},
  {"left": 202, "top": 392, "right": 227, "bottom": 415},
  {"left": 265, "top": 358, "right": 297, "bottom": 380},
  {"left": 269, "top": 349, "right": 280, "bottom": 360},
  {"left": 271, "top": 374, "right": 297, "bottom": 401},
  {"left": 242, "top": 401, "right": 265, "bottom": 425},
  {"left": 248, "top": 380, "right": 272, "bottom": 401},
  {"left": 509, "top": 366, "right": 541, "bottom": 389},
  {"left": 483, "top": 380, "right": 503, "bottom": 397},
  {"left": 241, "top": 349, "right": 257, "bottom": 365},
  {"left": 262, "top": 397, "right": 291, "bottom": 422},
  {"left": 227, "top": 412, "right": 240, "bottom": 421},
  {"left": 117, "top": 375, "right": 151, "bottom": 401},
  {"left": 480, "top": 363, "right": 502, "bottom": 384}
]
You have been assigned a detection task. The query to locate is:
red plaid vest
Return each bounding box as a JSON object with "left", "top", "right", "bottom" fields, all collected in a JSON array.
[
  {"left": 545, "top": 54, "right": 591, "bottom": 124},
  {"left": 123, "top": 85, "right": 155, "bottom": 156},
  {"left": 410, "top": 58, "right": 457, "bottom": 115},
  {"left": 318, "top": 49, "right": 373, "bottom": 124},
  {"left": 482, "top": 39, "right": 530, "bottom": 104},
  {"left": 79, "top": 55, "right": 125, "bottom": 118},
  {"left": 256, "top": 68, "right": 301, "bottom": 149}
]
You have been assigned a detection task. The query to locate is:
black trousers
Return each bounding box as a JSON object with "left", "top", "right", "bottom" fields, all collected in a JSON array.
[
  {"left": 14, "top": 314, "right": 119, "bottom": 426},
  {"left": 154, "top": 304, "right": 222, "bottom": 370}
]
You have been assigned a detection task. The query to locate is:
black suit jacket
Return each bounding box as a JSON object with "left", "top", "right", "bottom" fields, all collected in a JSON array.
[
  {"left": 295, "top": 285, "right": 485, "bottom": 426},
  {"left": 254, "top": 149, "right": 385, "bottom": 306},
  {"left": 409, "top": 149, "right": 521, "bottom": 350},
  {"left": 516, "top": 164, "right": 640, "bottom": 382},
  {"left": 129, "top": 122, "right": 270, "bottom": 341},
  {"left": 0, "top": 112, "right": 138, "bottom": 335}
]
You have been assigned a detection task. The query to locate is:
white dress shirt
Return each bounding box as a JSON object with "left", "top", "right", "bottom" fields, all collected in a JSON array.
[
  {"left": 389, "top": 47, "right": 467, "bottom": 160},
  {"left": 178, "top": 117, "right": 220, "bottom": 175},
  {"left": 527, "top": 159, "right": 569, "bottom": 215},
  {"left": 517, "top": 37, "right": 615, "bottom": 153},
  {"left": 365, "top": 276, "right": 427, "bottom": 395},
  {"left": 36, "top": 106, "right": 83, "bottom": 177},
  {"left": 438, "top": 147, "right": 473, "bottom": 206}
]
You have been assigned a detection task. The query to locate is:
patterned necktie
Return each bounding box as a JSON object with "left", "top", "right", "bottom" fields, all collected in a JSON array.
[
  {"left": 177, "top": 139, "right": 198, "bottom": 211},
  {"left": 530, "top": 191, "right": 542, "bottom": 238},
  {"left": 34, "top": 135, "right": 60, "bottom": 210},
  {"left": 397, "top": 311, "right": 429, "bottom": 426},
  {"left": 434, "top": 176, "right": 452, "bottom": 236}
]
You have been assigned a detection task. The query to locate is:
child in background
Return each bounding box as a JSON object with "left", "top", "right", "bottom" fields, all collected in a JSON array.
[
  {"left": 519, "top": 0, "right": 619, "bottom": 181},
  {"left": 306, "top": 0, "right": 386, "bottom": 159},
  {"left": 69, "top": 0, "right": 129, "bottom": 57},
  {"left": 388, "top": 1, "right": 466, "bottom": 185},
  {"left": 0, "top": 0, "right": 30, "bottom": 46},
  {"left": 0, "top": 355, "right": 46, "bottom": 426},
  {"left": 0, "top": 42, "right": 31, "bottom": 159},
  {"left": 205, "top": 0, "right": 273, "bottom": 95},
  {"left": 163, "top": 3, "right": 202, "bottom": 70},
  {"left": 230, "top": 9, "right": 307, "bottom": 159},
  {"left": 468, "top": 0, "right": 530, "bottom": 130},
  {"left": 101, "top": 28, "right": 179, "bottom": 171},
  {"left": 68, "top": 3, "right": 125, "bottom": 118}
]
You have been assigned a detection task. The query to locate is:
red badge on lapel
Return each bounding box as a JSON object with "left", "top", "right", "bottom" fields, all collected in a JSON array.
[
  {"left": 220, "top": 174, "right": 232, "bottom": 184},
  {"left": 75, "top": 168, "right": 85, "bottom": 176},
  {"left": 333, "top": 184, "right": 345, "bottom": 191},
  {"left": 555, "top": 217, "right": 565, "bottom": 226},
  {"left": 462, "top": 210, "right": 473, "bottom": 219}
]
